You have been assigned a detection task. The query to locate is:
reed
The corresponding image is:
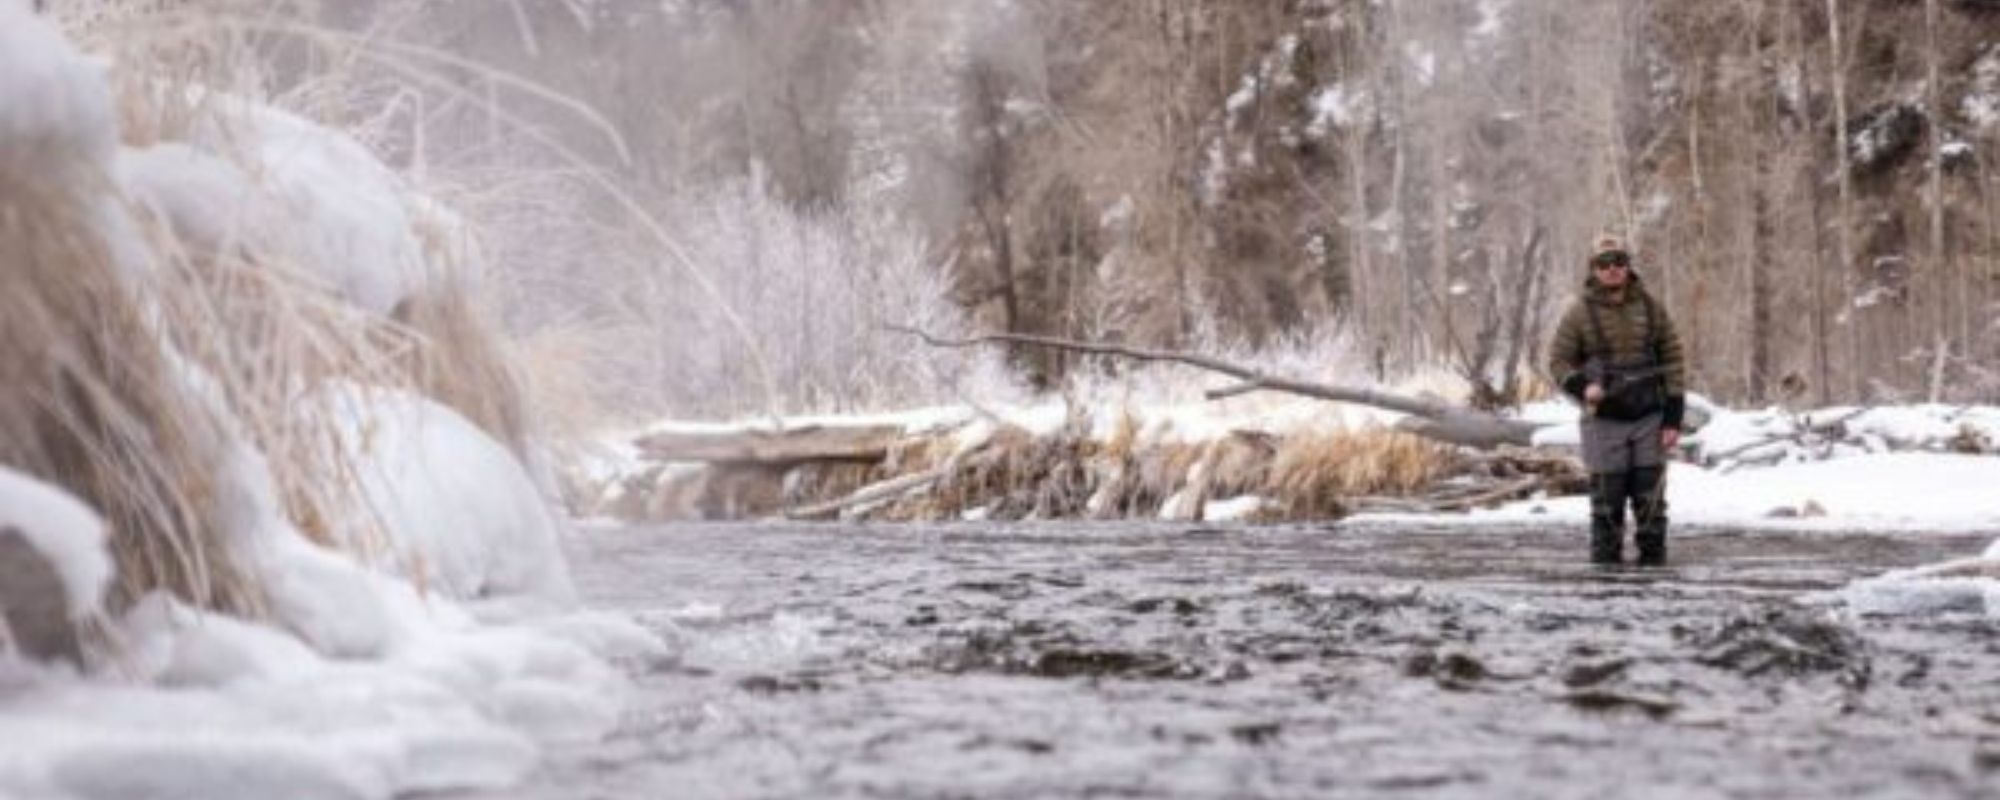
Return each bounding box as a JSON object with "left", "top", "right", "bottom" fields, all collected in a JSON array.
[{"left": 0, "top": 170, "right": 259, "bottom": 613}]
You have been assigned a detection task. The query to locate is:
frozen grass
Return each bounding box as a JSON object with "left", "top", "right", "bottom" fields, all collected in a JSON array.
[
  {"left": 0, "top": 168, "right": 258, "bottom": 614},
  {"left": 0, "top": 0, "right": 560, "bottom": 612},
  {"left": 87, "top": 2, "right": 1013, "bottom": 429}
]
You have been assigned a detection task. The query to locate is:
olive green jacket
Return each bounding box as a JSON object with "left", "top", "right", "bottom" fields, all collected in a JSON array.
[{"left": 1547, "top": 274, "right": 1688, "bottom": 427}]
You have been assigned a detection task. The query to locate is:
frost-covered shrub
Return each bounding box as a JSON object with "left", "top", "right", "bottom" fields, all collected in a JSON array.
[{"left": 639, "top": 175, "right": 1021, "bottom": 417}]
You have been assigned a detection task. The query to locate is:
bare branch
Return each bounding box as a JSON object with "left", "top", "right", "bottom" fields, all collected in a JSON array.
[{"left": 887, "top": 324, "right": 1546, "bottom": 448}]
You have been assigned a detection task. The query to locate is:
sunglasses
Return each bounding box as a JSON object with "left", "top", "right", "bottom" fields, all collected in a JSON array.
[{"left": 1592, "top": 252, "right": 1630, "bottom": 269}]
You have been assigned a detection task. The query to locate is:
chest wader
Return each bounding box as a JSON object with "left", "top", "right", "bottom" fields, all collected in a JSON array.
[{"left": 1583, "top": 295, "right": 1670, "bottom": 566}]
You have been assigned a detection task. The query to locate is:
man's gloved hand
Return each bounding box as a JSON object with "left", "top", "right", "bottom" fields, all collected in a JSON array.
[{"left": 1560, "top": 371, "right": 1591, "bottom": 401}]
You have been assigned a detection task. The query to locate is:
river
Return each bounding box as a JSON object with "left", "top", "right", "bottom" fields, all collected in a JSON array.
[{"left": 486, "top": 521, "right": 2000, "bottom": 799}]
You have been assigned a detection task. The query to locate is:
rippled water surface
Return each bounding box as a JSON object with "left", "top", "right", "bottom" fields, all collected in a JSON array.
[{"left": 493, "top": 522, "right": 2000, "bottom": 799}]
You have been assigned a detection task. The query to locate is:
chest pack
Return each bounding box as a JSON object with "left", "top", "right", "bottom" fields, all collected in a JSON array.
[{"left": 1584, "top": 291, "right": 1667, "bottom": 420}]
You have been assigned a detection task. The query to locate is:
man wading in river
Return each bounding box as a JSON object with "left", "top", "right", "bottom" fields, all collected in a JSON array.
[{"left": 1548, "top": 233, "right": 1688, "bottom": 566}]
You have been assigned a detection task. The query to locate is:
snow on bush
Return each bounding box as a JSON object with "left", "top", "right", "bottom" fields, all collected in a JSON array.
[{"left": 648, "top": 175, "right": 1019, "bottom": 416}]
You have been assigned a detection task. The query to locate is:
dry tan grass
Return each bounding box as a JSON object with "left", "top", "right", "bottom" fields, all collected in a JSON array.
[
  {"left": 4, "top": 4, "right": 552, "bottom": 601},
  {"left": 390, "top": 289, "right": 535, "bottom": 459},
  {"left": 1265, "top": 427, "right": 1455, "bottom": 517},
  {"left": 507, "top": 323, "right": 609, "bottom": 445},
  {"left": 140, "top": 230, "right": 394, "bottom": 553},
  {"left": 601, "top": 411, "right": 1466, "bottom": 525},
  {"left": 0, "top": 170, "right": 260, "bottom": 614}
]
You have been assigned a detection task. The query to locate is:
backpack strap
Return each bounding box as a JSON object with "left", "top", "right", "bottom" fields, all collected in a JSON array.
[
  {"left": 1585, "top": 298, "right": 1611, "bottom": 360},
  {"left": 1640, "top": 290, "right": 1661, "bottom": 366}
]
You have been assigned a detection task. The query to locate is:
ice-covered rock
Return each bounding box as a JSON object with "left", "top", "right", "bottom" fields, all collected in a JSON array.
[{"left": 0, "top": 467, "right": 110, "bottom": 665}]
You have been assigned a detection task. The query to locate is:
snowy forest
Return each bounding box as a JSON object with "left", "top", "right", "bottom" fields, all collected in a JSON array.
[
  {"left": 40, "top": 0, "right": 1994, "bottom": 423},
  {"left": 5, "top": 1, "right": 2000, "bottom": 798},
  {"left": 271, "top": 0, "right": 2000, "bottom": 414}
]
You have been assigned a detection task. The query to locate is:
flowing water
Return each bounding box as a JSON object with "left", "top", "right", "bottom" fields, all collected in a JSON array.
[{"left": 492, "top": 522, "right": 2000, "bottom": 799}]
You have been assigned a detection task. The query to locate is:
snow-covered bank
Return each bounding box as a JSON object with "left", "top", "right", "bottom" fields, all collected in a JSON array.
[
  {"left": 1383, "top": 452, "right": 2000, "bottom": 533},
  {"left": 1394, "top": 401, "right": 2000, "bottom": 532},
  {"left": 600, "top": 394, "right": 2000, "bottom": 530},
  {"left": 601, "top": 394, "right": 2000, "bottom": 617},
  {"left": 0, "top": 6, "right": 657, "bottom": 798},
  {"left": 0, "top": 603, "right": 661, "bottom": 800}
]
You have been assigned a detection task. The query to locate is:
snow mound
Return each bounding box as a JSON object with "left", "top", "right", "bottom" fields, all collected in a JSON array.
[
  {"left": 0, "top": 0, "right": 116, "bottom": 176},
  {"left": 121, "top": 91, "right": 466, "bottom": 316},
  {"left": 327, "top": 384, "right": 576, "bottom": 609},
  {"left": 1840, "top": 556, "right": 2000, "bottom": 618},
  {"left": 0, "top": 467, "right": 110, "bottom": 621}
]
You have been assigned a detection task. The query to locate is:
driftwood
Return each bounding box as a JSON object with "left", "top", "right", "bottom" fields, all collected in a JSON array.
[
  {"left": 785, "top": 467, "right": 946, "bottom": 520},
  {"left": 890, "top": 326, "right": 1545, "bottom": 450},
  {"left": 637, "top": 423, "right": 906, "bottom": 464},
  {"left": 1348, "top": 475, "right": 1550, "bottom": 515},
  {"left": 783, "top": 439, "right": 1018, "bottom": 521},
  {"left": 1699, "top": 406, "right": 1871, "bottom": 467}
]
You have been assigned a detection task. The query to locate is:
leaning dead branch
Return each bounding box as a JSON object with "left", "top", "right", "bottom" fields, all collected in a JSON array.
[
  {"left": 888, "top": 325, "right": 1544, "bottom": 450},
  {"left": 637, "top": 423, "right": 908, "bottom": 465}
]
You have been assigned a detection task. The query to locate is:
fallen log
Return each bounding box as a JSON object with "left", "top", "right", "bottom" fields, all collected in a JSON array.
[
  {"left": 637, "top": 423, "right": 906, "bottom": 464},
  {"left": 1347, "top": 475, "right": 1549, "bottom": 514},
  {"left": 890, "top": 326, "right": 1546, "bottom": 450},
  {"left": 785, "top": 467, "right": 946, "bottom": 520}
]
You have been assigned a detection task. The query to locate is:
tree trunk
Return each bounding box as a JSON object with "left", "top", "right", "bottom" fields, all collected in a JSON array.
[
  {"left": 1826, "top": 0, "right": 1859, "bottom": 401},
  {"left": 1384, "top": 0, "right": 1415, "bottom": 353},
  {"left": 1744, "top": 6, "right": 1774, "bottom": 402},
  {"left": 1687, "top": 56, "right": 1711, "bottom": 398},
  {"left": 1922, "top": 0, "right": 1951, "bottom": 357}
]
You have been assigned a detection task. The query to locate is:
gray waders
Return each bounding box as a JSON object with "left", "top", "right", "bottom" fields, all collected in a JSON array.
[{"left": 1580, "top": 413, "right": 1668, "bottom": 566}]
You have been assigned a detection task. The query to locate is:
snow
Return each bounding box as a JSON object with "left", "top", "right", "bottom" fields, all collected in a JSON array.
[
  {"left": 1965, "top": 47, "right": 2000, "bottom": 130},
  {"left": 324, "top": 384, "right": 577, "bottom": 610},
  {"left": 621, "top": 393, "right": 2000, "bottom": 621},
  {"left": 0, "top": 608, "right": 568, "bottom": 798},
  {"left": 1, "top": 523, "right": 644, "bottom": 800},
  {"left": 0, "top": 1, "right": 116, "bottom": 176},
  {"left": 1401, "top": 401, "right": 2000, "bottom": 534},
  {"left": 0, "top": 468, "right": 111, "bottom": 621},
  {"left": 0, "top": 11, "right": 655, "bottom": 798},
  {"left": 1383, "top": 401, "right": 2000, "bottom": 618},
  {"left": 1471, "top": 0, "right": 1510, "bottom": 40},
  {"left": 1307, "top": 84, "right": 1365, "bottom": 139},
  {"left": 1206, "top": 494, "right": 1275, "bottom": 522},
  {"left": 1352, "top": 451, "right": 2000, "bottom": 535},
  {"left": 1841, "top": 569, "right": 2000, "bottom": 617},
  {"left": 136, "top": 90, "right": 446, "bottom": 316},
  {"left": 1402, "top": 43, "right": 1437, "bottom": 87},
  {"left": 1225, "top": 75, "right": 1259, "bottom": 119},
  {"left": 119, "top": 143, "right": 265, "bottom": 259}
]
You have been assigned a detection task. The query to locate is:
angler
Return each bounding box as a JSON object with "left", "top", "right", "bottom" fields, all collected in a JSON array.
[{"left": 1548, "top": 233, "right": 1688, "bottom": 567}]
